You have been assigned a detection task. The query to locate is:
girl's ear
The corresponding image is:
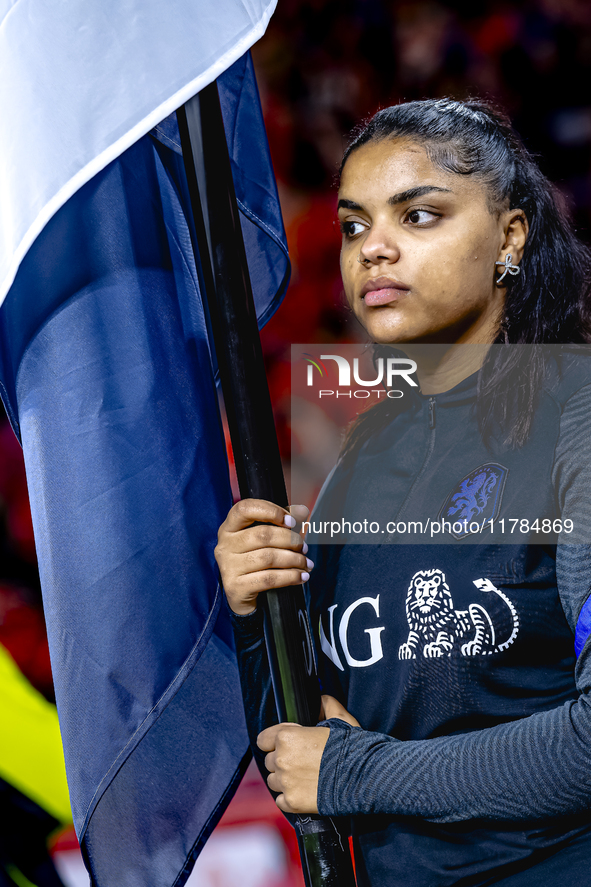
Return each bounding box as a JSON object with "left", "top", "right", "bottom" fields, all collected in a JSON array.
[{"left": 498, "top": 209, "right": 528, "bottom": 265}]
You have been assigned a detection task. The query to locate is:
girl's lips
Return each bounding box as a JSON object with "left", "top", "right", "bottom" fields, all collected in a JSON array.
[{"left": 363, "top": 287, "right": 407, "bottom": 307}]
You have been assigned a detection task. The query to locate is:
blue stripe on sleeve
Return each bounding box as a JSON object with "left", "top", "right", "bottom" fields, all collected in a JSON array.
[{"left": 575, "top": 594, "right": 591, "bottom": 658}]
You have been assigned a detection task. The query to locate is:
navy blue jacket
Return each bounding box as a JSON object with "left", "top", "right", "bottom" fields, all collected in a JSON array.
[{"left": 231, "top": 353, "right": 591, "bottom": 886}]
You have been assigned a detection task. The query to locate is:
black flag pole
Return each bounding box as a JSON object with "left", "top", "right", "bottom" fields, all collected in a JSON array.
[{"left": 177, "top": 83, "right": 357, "bottom": 887}]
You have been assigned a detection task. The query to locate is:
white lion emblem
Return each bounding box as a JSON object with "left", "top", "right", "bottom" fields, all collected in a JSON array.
[{"left": 398, "top": 569, "right": 519, "bottom": 659}]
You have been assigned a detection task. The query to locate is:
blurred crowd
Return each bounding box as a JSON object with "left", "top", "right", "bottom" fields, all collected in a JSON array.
[
  {"left": 0, "top": 402, "right": 51, "bottom": 700},
  {"left": 0, "top": 401, "right": 70, "bottom": 885}
]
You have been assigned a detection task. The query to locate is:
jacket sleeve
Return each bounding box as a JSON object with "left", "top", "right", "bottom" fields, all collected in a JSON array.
[{"left": 317, "top": 384, "right": 591, "bottom": 823}]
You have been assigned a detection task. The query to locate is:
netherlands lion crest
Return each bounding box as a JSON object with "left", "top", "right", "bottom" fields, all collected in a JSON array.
[
  {"left": 438, "top": 462, "right": 508, "bottom": 539},
  {"left": 398, "top": 568, "right": 519, "bottom": 659}
]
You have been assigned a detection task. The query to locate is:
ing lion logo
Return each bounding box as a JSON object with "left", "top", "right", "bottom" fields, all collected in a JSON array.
[{"left": 398, "top": 568, "right": 519, "bottom": 660}]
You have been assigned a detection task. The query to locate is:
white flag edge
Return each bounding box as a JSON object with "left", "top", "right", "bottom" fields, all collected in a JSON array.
[{"left": 0, "top": 0, "right": 277, "bottom": 311}]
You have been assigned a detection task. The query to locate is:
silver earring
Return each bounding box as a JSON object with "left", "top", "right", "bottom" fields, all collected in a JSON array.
[
  {"left": 495, "top": 253, "right": 520, "bottom": 283},
  {"left": 357, "top": 253, "right": 370, "bottom": 266}
]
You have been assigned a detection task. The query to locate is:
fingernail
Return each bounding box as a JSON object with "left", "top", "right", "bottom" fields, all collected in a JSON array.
[
  {"left": 302, "top": 542, "right": 309, "bottom": 554},
  {"left": 300, "top": 571, "right": 310, "bottom": 582},
  {"left": 284, "top": 515, "right": 296, "bottom": 528},
  {"left": 306, "top": 558, "right": 314, "bottom": 570}
]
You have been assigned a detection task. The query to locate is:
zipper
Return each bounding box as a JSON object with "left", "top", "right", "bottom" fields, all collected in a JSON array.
[
  {"left": 429, "top": 396, "right": 436, "bottom": 429},
  {"left": 385, "top": 394, "right": 437, "bottom": 538}
]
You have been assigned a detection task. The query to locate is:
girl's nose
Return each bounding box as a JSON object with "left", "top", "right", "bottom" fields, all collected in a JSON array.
[{"left": 358, "top": 224, "right": 401, "bottom": 266}]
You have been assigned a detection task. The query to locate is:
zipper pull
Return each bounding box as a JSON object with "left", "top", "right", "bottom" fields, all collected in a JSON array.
[{"left": 428, "top": 397, "right": 436, "bottom": 429}]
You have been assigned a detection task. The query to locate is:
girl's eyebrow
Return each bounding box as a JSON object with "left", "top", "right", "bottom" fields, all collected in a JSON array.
[
  {"left": 388, "top": 185, "right": 453, "bottom": 205},
  {"left": 337, "top": 198, "right": 363, "bottom": 211},
  {"left": 337, "top": 185, "right": 453, "bottom": 212}
]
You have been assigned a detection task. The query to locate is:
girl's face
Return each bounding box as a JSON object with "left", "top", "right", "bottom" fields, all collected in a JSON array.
[{"left": 338, "top": 138, "right": 526, "bottom": 345}]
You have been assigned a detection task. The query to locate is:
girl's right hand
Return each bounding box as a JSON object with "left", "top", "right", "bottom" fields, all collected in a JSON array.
[{"left": 214, "top": 499, "right": 313, "bottom": 615}]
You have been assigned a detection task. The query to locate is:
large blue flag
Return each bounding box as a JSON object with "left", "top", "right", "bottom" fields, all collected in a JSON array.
[{"left": 0, "top": 45, "right": 288, "bottom": 887}]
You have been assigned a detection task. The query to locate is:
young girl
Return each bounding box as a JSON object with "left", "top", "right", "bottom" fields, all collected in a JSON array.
[{"left": 215, "top": 99, "right": 591, "bottom": 886}]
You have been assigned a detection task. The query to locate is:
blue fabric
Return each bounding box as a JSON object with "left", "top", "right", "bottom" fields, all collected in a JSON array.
[
  {"left": 575, "top": 595, "right": 591, "bottom": 657},
  {"left": 0, "top": 53, "right": 289, "bottom": 887}
]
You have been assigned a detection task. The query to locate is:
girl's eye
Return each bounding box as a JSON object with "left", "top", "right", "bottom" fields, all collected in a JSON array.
[
  {"left": 405, "top": 209, "right": 439, "bottom": 225},
  {"left": 340, "top": 220, "right": 366, "bottom": 238}
]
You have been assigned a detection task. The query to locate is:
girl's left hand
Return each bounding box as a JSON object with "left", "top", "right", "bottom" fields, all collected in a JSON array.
[{"left": 257, "top": 695, "right": 360, "bottom": 814}]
